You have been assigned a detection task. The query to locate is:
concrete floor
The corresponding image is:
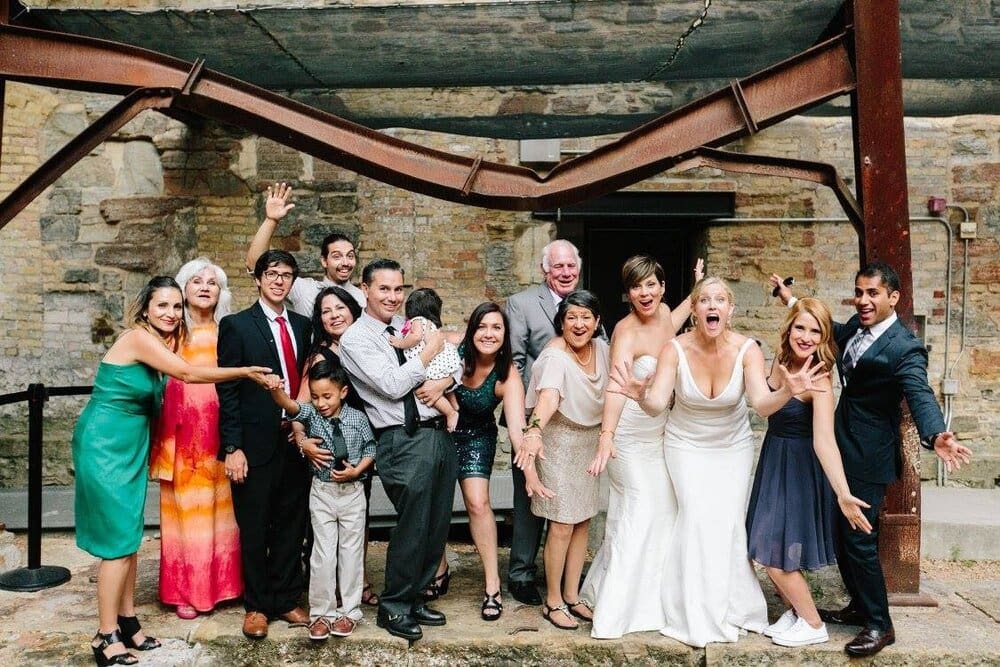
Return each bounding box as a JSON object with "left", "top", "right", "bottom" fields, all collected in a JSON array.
[{"left": 1, "top": 531, "right": 999, "bottom": 666}]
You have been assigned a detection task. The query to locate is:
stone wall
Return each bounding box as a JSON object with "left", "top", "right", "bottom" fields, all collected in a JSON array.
[{"left": 1, "top": 81, "right": 997, "bottom": 488}]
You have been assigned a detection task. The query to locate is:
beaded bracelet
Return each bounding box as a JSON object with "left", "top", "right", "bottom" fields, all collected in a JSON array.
[{"left": 521, "top": 416, "right": 541, "bottom": 434}]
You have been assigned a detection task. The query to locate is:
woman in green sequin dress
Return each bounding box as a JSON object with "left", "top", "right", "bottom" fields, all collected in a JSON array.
[
  {"left": 428, "top": 303, "right": 532, "bottom": 621},
  {"left": 73, "top": 277, "right": 275, "bottom": 666}
]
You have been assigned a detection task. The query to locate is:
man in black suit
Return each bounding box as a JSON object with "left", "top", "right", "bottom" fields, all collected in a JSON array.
[
  {"left": 218, "top": 249, "right": 313, "bottom": 639},
  {"left": 777, "top": 262, "right": 971, "bottom": 657}
]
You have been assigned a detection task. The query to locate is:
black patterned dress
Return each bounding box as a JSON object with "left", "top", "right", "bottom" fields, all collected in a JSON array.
[{"left": 453, "top": 366, "right": 502, "bottom": 480}]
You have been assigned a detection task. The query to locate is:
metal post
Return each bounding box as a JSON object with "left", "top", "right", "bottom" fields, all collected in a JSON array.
[
  {"left": 0, "top": 383, "right": 71, "bottom": 592},
  {"left": 849, "top": 0, "right": 933, "bottom": 605}
]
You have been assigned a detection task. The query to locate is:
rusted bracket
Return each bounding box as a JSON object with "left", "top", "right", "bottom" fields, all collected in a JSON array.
[
  {"left": 0, "top": 89, "right": 175, "bottom": 229},
  {"left": 729, "top": 80, "right": 758, "bottom": 135},
  {"left": 0, "top": 22, "right": 856, "bottom": 220},
  {"left": 181, "top": 57, "right": 206, "bottom": 97},
  {"left": 672, "top": 146, "right": 862, "bottom": 230}
]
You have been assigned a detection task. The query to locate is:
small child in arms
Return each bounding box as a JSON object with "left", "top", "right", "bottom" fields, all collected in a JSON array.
[{"left": 388, "top": 287, "right": 462, "bottom": 431}]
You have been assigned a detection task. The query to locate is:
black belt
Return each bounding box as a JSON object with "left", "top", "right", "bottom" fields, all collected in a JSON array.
[{"left": 373, "top": 416, "right": 447, "bottom": 439}]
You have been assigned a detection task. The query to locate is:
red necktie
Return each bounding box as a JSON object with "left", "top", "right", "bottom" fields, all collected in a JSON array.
[{"left": 275, "top": 316, "right": 300, "bottom": 396}]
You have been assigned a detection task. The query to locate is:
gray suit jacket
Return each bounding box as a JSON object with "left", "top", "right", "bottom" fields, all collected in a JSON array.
[
  {"left": 505, "top": 283, "right": 607, "bottom": 390},
  {"left": 505, "top": 283, "right": 559, "bottom": 390}
]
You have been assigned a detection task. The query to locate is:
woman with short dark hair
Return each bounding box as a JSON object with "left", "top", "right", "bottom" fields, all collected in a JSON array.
[{"left": 517, "top": 289, "right": 608, "bottom": 631}]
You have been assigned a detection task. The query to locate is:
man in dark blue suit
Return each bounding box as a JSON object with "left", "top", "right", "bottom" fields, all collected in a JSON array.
[{"left": 777, "top": 261, "right": 971, "bottom": 656}]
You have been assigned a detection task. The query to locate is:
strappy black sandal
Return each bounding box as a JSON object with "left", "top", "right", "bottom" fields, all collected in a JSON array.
[
  {"left": 481, "top": 590, "right": 503, "bottom": 621},
  {"left": 91, "top": 629, "right": 138, "bottom": 666},
  {"left": 117, "top": 615, "right": 161, "bottom": 651},
  {"left": 422, "top": 566, "right": 451, "bottom": 601}
]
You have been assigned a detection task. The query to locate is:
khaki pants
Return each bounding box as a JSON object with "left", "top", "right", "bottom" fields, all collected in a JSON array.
[{"left": 308, "top": 478, "right": 366, "bottom": 620}]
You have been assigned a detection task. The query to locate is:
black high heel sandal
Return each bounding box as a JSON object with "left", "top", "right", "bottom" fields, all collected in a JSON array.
[
  {"left": 91, "top": 629, "right": 138, "bottom": 666},
  {"left": 117, "top": 615, "right": 161, "bottom": 651},
  {"left": 422, "top": 566, "right": 451, "bottom": 601}
]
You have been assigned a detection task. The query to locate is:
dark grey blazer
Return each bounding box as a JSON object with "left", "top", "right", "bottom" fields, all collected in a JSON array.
[
  {"left": 833, "top": 314, "right": 945, "bottom": 484},
  {"left": 216, "top": 302, "right": 311, "bottom": 466},
  {"left": 505, "top": 283, "right": 560, "bottom": 390}
]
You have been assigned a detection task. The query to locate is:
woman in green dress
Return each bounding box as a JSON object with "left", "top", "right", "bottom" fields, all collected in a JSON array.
[{"left": 74, "top": 277, "right": 275, "bottom": 666}]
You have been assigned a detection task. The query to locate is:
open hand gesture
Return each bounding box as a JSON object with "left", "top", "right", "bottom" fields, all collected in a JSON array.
[
  {"left": 778, "top": 357, "right": 828, "bottom": 396},
  {"left": 693, "top": 257, "right": 705, "bottom": 282},
  {"left": 769, "top": 273, "right": 793, "bottom": 303},
  {"left": 607, "top": 359, "right": 649, "bottom": 403},
  {"left": 265, "top": 182, "right": 295, "bottom": 221},
  {"left": 587, "top": 431, "right": 616, "bottom": 476},
  {"left": 837, "top": 494, "right": 873, "bottom": 533},
  {"left": 933, "top": 432, "right": 972, "bottom": 472}
]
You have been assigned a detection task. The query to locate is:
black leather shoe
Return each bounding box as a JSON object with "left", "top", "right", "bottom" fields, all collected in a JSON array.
[
  {"left": 509, "top": 580, "right": 542, "bottom": 606},
  {"left": 411, "top": 604, "right": 447, "bottom": 626},
  {"left": 818, "top": 606, "right": 866, "bottom": 626},
  {"left": 845, "top": 626, "right": 895, "bottom": 657},
  {"left": 376, "top": 609, "right": 422, "bottom": 641}
]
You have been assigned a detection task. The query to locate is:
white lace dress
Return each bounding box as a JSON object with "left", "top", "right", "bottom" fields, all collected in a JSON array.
[
  {"left": 659, "top": 338, "right": 767, "bottom": 647},
  {"left": 580, "top": 355, "right": 676, "bottom": 639}
]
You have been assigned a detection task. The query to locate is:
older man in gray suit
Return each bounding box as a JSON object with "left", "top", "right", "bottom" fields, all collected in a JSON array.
[{"left": 504, "top": 239, "right": 583, "bottom": 605}]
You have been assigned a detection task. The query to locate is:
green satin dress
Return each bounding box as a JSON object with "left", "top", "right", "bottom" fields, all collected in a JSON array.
[{"left": 72, "top": 362, "right": 164, "bottom": 559}]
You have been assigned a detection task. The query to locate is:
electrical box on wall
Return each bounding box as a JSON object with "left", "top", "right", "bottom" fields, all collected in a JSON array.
[
  {"left": 519, "top": 139, "right": 561, "bottom": 165},
  {"left": 960, "top": 221, "right": 978, "bottom": 239}
]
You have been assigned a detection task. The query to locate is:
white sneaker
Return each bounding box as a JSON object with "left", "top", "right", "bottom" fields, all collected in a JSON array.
[
  {"left": 763, "top": 608, "right": 797, "bottom": 638},
  {"left": 771, "top": 616, "right": 829, "bottom": 647}
]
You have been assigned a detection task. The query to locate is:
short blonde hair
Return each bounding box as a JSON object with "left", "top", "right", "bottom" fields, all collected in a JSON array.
[{"left": 175, "top": 257, "right": 232, "bottom": 327}]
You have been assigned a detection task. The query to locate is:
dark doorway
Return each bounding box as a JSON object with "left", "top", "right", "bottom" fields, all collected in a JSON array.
[{"left": 535, "top": 191, "right": 734, "bottom": 333}]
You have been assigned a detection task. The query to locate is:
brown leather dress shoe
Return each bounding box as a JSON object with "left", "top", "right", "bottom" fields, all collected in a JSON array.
[
  {"left": 845, "top": 626, "right": 895, "bottom": 657},
  {"left": 242, "top": 611, "right": 268, "bottom": 639},
  {"left": 279, "top": 606, "right": 309, "bottom": 627}
]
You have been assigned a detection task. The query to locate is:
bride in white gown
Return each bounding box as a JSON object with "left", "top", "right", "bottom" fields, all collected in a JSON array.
[
  {"left": 611, "top": 277, "right": 827, "bottom": 647},
  {"left": 581, "top": 255, "right": 698, "bottom": 639}
]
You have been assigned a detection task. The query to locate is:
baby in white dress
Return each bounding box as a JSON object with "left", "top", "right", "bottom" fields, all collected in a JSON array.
[{"left": 388, "top": 288, "right": 462, "bottom": 431}]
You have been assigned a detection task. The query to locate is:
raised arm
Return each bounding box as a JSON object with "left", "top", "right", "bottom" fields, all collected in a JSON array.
[
  {"left": 744, "top": 343, "right": 828, "bottom": 417},
  {"left": 246, "top": 182, "right": 295, "bottom": 273},
  {"left": 669, "top": 258, "right": 704, "bottom": 332}
]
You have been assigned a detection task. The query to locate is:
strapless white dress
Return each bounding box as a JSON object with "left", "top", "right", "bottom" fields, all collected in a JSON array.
[
  {"left": 581, "top": 355, "right": 676, "bottom": 639},
  {"left": 659, "top": 339, "right": 767, "bottom": 647}
]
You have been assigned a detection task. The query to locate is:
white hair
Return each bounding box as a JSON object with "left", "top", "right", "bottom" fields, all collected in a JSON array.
[
  {"left": 540, "top": 239, "right": 581, "bottom": 272},
  {"left": 174, "top": 257, "right": 233, "bottom": 327}
]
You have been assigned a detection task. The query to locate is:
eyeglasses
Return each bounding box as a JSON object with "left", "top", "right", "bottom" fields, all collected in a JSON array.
[{"left": 262, "top": 270, "right": 294, "bottom": 282}]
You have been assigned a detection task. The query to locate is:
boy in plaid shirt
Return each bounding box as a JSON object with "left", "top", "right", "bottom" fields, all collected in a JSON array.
[{"left": 269, "top": 360, "right": 375, "bottom": 640}]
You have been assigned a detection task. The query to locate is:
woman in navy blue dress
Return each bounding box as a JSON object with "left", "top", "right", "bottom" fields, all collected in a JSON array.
[{"left": 746, "top": 296, "right": 871, "bottom": 648}]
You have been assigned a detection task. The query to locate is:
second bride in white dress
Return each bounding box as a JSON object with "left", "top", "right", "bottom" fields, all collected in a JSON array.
[
  {"left": 612, "top": 277, "right": 828, "bottom": 647},
  {"left": 581, "top": 255, "right": 698, "bottom": 639}
]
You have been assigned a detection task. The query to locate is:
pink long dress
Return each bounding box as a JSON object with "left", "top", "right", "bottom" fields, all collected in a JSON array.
[{"left": 150, "top": 323, "right": 242, "bottom": 611}]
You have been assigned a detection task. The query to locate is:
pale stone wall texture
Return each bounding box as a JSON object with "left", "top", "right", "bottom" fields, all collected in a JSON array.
[{"left": 1, "top": 81, "right": 997, "bottom": 488}]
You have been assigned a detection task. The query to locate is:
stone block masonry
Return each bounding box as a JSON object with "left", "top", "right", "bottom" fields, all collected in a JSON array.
[{"left": 1, "top": 81, "right": 997, "bottom": 488}]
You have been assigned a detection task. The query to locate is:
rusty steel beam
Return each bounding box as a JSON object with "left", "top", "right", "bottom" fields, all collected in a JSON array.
[
  {"left": 0, "top": 90, "right": 175, "bottom": 230},
  {"left": 672, "top": 147, "right": 863, "bottom": 230},
  {"left": 0, "top": 22, "right": 856, "bottom": 215},
  {"left": 848, "top": 0, "right": 929, "bottom": 605}
]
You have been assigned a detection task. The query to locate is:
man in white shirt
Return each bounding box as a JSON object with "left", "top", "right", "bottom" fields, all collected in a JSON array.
[{"left": 246, "top": 182, "right": 366, "bottom": 316}]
